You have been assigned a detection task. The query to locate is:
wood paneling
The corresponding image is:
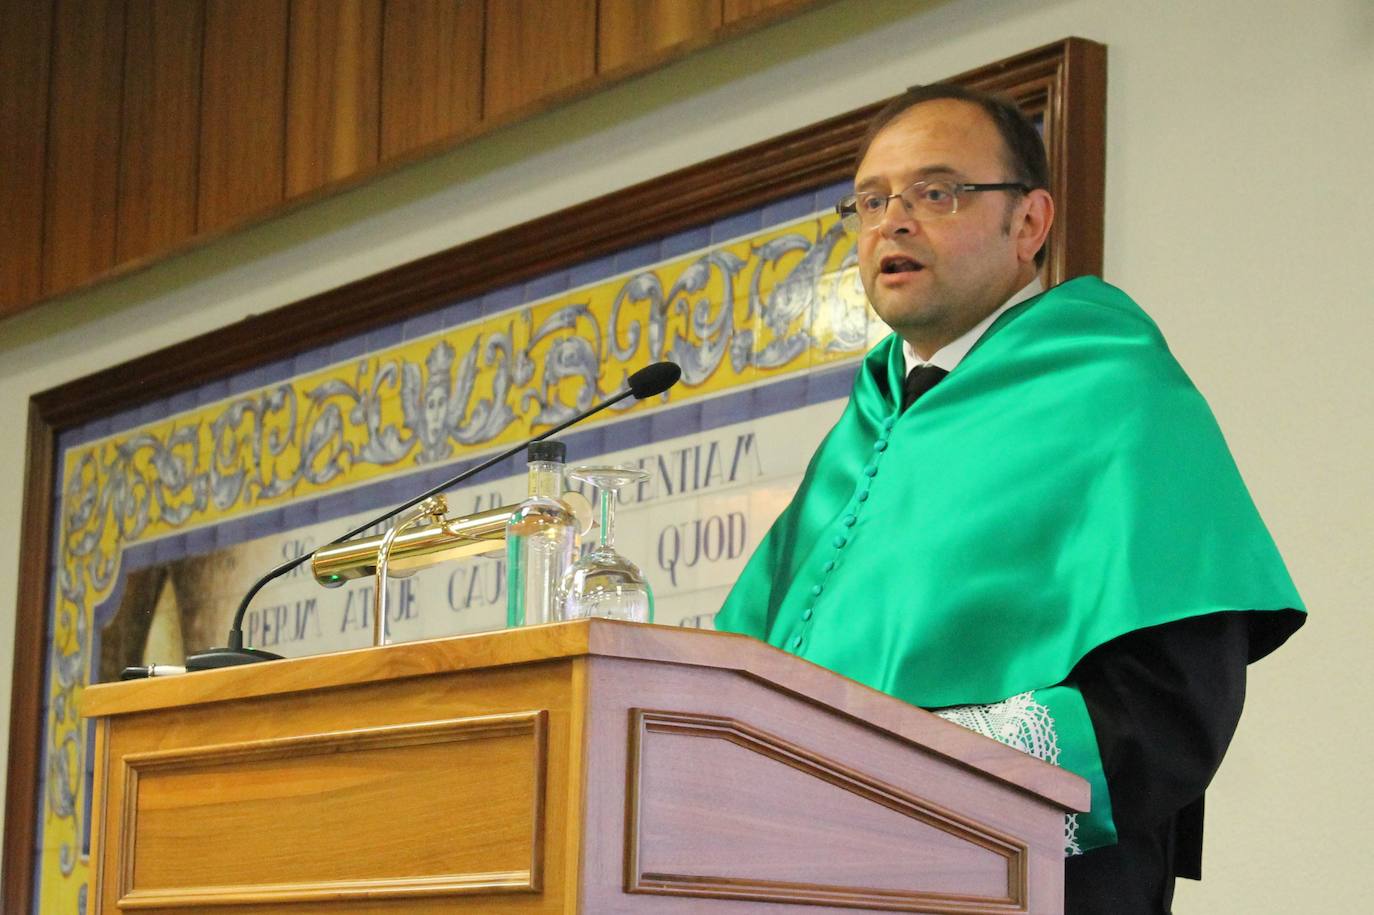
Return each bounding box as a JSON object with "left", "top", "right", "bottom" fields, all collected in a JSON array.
[
  {"left": 2, "top": 404, "right": 58, "bottom": 915},
  {"left": 597, "top": 0, "right": 720, "bottom": 74},
  {"left": 198, "top": 0, "right": 289, "bottom": 232},
  {"left": 91, "top": 659, "right": 571, "bottom": 913},
  {"left": 120, "top": 715, "right": 545, "bottom": 905},
  {"left": 285, "top": 0, "right": 383, "bottom": 197},
  {"left": 1049, "top": 39, "right": 1107, "bottom": 283},
  {"left": 3, "top": 0, "right": 832, "bottom": 319},
  {"left": 379, "top": 0, "right": 483, "bottom": 162},
  {"left": 724, "top": 0, "right": 812, "bottom": 24},
  {"left": 117, "top": 0, "right": 205, "bottom": 263},
  {"left": 626, "top": 708, "right": 1027, "bottom": 907},
  {"left": 42, "top": 0, "right": 125, "bottom": 297},
  {"left": 0, "top": 1, "right": 53, "bottom": 315},
  {"left": 484, "top": 0, "right": 597, "bottom": 120}
]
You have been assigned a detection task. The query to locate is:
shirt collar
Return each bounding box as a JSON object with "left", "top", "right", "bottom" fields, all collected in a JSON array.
[{"left": 902, "top": 276, "right": 1044, "bottom": 375}]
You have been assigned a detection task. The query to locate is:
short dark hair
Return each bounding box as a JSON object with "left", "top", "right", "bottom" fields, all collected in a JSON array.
[{"left": 857, "top": 84, "right": 1051, "bottom": 265}]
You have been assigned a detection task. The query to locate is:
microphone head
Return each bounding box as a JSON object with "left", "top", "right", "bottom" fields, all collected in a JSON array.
[{"left": 627, "top": 362, "right": 682, "bottom": 399}]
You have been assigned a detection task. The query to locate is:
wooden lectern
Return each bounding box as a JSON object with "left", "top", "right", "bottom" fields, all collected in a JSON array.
[{"left": 81, "top": 619, "right": 1087, "bottom": 913}]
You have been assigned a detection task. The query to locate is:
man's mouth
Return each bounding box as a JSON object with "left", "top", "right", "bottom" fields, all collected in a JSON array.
[{"left": 880, "top": 255, "right": 924, "bottom": 274}]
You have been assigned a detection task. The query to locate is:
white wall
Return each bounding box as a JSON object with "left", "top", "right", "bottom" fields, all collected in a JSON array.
[{"left": 3, "top": 0, "right": 1369, "bottom": 909}]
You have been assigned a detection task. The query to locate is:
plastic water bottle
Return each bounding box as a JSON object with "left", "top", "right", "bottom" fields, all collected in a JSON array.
[{"left": 505, "top": 440, "right": 576, "bottom": 627}]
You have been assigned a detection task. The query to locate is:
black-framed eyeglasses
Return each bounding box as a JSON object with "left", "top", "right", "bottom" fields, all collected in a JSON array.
[{"left": 836, "top": 178, "right": 1031, "bottom": 232}]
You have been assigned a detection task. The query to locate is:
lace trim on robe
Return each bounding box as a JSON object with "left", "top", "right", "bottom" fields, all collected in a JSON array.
[{"left": 935, "top": 692, "right": 1082, "bottom": 855}]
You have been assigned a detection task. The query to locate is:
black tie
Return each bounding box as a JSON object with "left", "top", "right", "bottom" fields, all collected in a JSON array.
[{"left": 902, "top": 364, "right": 948, "bottom": 411}]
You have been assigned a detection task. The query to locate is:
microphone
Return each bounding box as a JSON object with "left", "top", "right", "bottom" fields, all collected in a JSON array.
[
  {"left": 184, "top": 361, "right": 682, "bottom": 671},
  {"left": 625, "top": 360, "right": 680, "bottom": 398}
]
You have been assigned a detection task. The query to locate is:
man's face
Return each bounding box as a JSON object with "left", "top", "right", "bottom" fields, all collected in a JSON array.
[{"left": 855, "top": 99, "right": 1041, "bottom": 358}]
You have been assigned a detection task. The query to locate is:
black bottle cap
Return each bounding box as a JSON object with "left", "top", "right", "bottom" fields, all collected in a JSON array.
[{"left": 528, "top": 440, "right": 565, "bottom": 463}]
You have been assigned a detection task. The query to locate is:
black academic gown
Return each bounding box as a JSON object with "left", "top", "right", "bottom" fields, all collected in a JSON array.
[{"left": 1064, "top": 612, "right": 1251, "bottom": 913}]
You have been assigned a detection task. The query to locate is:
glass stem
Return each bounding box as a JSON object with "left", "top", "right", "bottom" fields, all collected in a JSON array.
[{"left": 598, "top": 485, "right": 615, "bottom": 550}]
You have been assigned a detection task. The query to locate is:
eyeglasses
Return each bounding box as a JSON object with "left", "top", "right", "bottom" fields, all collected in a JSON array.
[{"left": 836, "top": 178, "right": 1031, "bottom": 232}]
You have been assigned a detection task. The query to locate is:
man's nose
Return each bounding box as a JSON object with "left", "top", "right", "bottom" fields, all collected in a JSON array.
[{"left": 877, "top": 197, "right": 918, "bottom": 237}]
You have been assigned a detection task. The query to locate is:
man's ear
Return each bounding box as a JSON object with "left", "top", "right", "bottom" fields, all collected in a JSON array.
[{"left": 1016, "top": 189, "right": 1055, "bottom": 265}]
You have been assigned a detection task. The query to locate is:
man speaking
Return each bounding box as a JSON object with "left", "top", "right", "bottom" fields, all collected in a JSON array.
[{"left": 714, "top": 84, "right": 1304, "bottom": 913}]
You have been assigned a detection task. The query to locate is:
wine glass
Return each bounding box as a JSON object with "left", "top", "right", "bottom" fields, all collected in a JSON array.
[{"left": 558, "top": 465, "right": 654, "bottom": 623}]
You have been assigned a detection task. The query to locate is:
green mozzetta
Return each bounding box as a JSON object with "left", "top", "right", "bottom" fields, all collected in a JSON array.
[{"left": 714, "top": 276, "right": 1305, "bottom": 850}]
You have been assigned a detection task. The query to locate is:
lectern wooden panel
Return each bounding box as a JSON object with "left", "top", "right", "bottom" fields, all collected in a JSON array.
[{"left": 82, "top": 620, "right": 1087, "bottom": 913}]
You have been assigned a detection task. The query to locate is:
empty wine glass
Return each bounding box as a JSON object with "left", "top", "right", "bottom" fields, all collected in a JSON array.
[{"left": 558, "top": 465, "right": 653, "bottom": 623}]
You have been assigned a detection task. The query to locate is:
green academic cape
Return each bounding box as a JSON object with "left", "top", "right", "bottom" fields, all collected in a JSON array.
[{"left": 714, "top": 276, "right": 1305, "bottom": 851}]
